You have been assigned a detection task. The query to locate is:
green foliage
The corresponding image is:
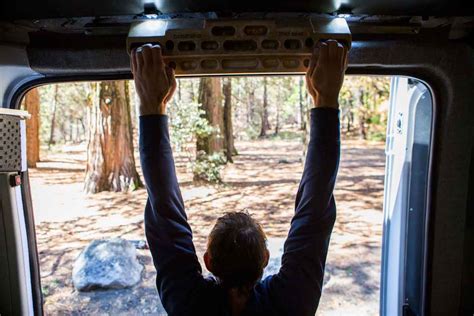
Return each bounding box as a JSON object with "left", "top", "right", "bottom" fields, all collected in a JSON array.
[
  {"left": 192, "top": 152, "right": 226, "bottom": 183},
  {"left": 167, "top": 100, "right": 214, "bottom": 151},
  {"left": 230, "top": 76, "right": 308, "bottom": 140},
  {"left": 229, "top": 75, "right": 391, "bottom": 141},
  {"left": 167, "top": 98, "right": 224, "bottom": 183},
  {"left": 243, "top": 126, "right": 260, "bottom": 140},
  {"left": 42, "top": 285, "right": 50, "bottom": 296},
  {"left": 36, "top": 83, "right": 92, "bottom": 145},
  {"left": 368, "top": 132, "right": 386, "bottom": 142},
  {"left": 339, "top": 76, "right": 390, "bottom": 139},
  {"left": 129, "top": 180, "right": 140, "bottom": 192}
]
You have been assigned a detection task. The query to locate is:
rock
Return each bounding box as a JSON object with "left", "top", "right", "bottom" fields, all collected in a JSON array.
[
  {"left": 72, "top": 238, "right": 143, "bottom": 291},
  {"left": 129, "top": 239, "right": 148, "bottom": 250},
  {"left": 262, "top": 237, "right": 285, "bottom": 278}
]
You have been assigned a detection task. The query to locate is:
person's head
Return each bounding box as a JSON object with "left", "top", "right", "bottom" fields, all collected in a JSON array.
[{"left": 204, "top": 211, "right": 269, "bottom": 293}]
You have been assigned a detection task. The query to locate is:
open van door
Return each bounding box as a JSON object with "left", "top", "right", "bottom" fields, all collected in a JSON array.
[
  {"left": 381, "top": 77, "right": 433, "bottom": 316},
  {"left": 0, "top": 109, "right": 35, "bottom": 315},
  {"left": 0, "top": 45, "right": 42, "bottom": 315}
]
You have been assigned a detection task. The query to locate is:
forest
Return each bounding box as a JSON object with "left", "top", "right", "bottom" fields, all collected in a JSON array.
[{"left": 22, "top": 75, "right": 390, "bottom": 193}]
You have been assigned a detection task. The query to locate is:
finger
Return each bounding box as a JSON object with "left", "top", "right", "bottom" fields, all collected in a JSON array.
[
  {"left": 308, "top": 45, "right": 320, "bottom": 79},
  {"left": 343, "top": 46, "right": 349, "bottom": 71},
  {"left": 152, "top": 45, "right": 167, "bottom": 81},
  {"left": 336, "top": 42, "right": 345, "bottom": 69},
  {"left": 306, "top": 52, "right": 315, "bottom": 84},
  {"left": 306, "top": 45, "right": 320, "bottom": 98},
  {"left": 136, "top": 47, "right": 145, "bottom": 71},
  {"left": 318, "top": 42, "right": 329, "bottom": 68},
  {"left": 152, "top": 44, "right": 164, "bottom": 68},
  {"left": 327, "top": 40, "right": 338, "bottom": 61},
  {"left": 131, "top": 48, "right": 138, "bottom": 74},
  {"left": 164, "top": 66, "right": 177, "bottom": 104},
  {"left": 141, "top": 44, "right": 154, "bottom": 66},
  {"left": 166, "top": 67, "right": 177, "bottom": 98},
  {"left": 305, "top": 73, "right": 316, "bottom": 99}
]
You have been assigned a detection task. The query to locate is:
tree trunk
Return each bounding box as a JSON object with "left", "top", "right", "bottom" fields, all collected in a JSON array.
[
  {"left": 274, "top": 83, "right": 280, "bottom": 135},
  {"left": 359, "top": 114, "right": 367, "bottom": 140},
  {"left": 346, "top": 103, "right": 353, "bottom": 133},
  {"left": 75, "top": 119, "right": 80, "bottom": 143},
  {"left": 48, "top": 84, "right": 59, "bottom": 147},
  {"left": 177, "top": 79, "right": 182, "bottom": 101},
  {"left": 299, "top": 76, "right": 305, "bottom": 130},
  {"left": 302, "top": 93, "right": 312, "bottom": 159},
  {"left": 60, "top": 122, "right": 67, "bottom": 143},
  {"left": 359, "top": 116, "right": 367, "bottom": 139},
  {"left": 359, "top": 91, "right": 368, "bottom": 140},
  {"left": 223, "top": 78, "right": 237, "bottom": 162},
  {"left": 79, "top": 117, "right": 86, "bottom": 142},
  {"left": 259, "top": 77, "right": 271, "bottom": 137},
  {"left": 197, "top": 77, "right": 224, "bottom": 155},
  {"left": 190, "top": 80, "right": 196, "bottom": 103},
  {"left": 247, "top": 86, "right": 255, "bottom": 125},
  {"left": 24, "top": 88, "right": 40, "bottom": 168},
  {"left": 84, "top": 81, "right": 142, "bottom": 194}
]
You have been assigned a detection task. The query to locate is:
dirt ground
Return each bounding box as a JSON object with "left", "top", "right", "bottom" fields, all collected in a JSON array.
[{"left": 30, "top": 137, "right": 385, "bottom": 316}]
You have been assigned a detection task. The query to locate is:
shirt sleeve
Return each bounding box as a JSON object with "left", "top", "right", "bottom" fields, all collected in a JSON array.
[
  {"left": 263, "top": 107, "right": 340, "bottom": 315},
  {"left": 139, "top": 115, "right": 204, "bottom": 315}
]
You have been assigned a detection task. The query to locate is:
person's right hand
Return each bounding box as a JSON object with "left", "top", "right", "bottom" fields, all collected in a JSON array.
[
  {"left": 131, "top": 44, "right": 176, "bottom": 116},
  {"left": 306, "top": 40, "right": 348, "bottom": 109}
]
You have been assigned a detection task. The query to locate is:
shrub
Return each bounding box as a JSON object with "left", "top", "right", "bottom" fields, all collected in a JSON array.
[
  {"left": 168, "top": 101, "right": 213, "bottom": 151},
  {"left": 192, "top": 151, "right": 226, "bottom": 183}
]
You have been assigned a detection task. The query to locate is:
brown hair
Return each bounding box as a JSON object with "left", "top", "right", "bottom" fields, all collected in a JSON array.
[{"left": 207, "top": 212, "right": 268, "bottom": 291}]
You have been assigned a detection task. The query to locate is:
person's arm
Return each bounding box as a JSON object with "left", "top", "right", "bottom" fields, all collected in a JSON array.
[
  {"left": 132, "top": 44, "right": 203, "bottom": 315},
  {"left": 264, "top": 40, "right": 347, "bottom": 315},
  {"left": 271, "top": 107, "right": 340, "bottom": 313}
]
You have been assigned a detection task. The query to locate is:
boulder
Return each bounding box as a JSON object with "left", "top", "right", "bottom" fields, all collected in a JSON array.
[
  {"left": 129, "top": 239, "right": 148, "bottom": 250},
  {"left": 262, "top": 237, "right": 285, "bottom": 278},
  {"left": 72, "top": 238, "right": 143, "bottom": 291}
]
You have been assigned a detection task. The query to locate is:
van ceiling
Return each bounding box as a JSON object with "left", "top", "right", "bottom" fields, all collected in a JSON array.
[{"left": 0, "top": 0, "right": 473, "bottom": 20}]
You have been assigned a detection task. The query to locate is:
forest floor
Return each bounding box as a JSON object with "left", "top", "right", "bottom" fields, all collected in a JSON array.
[{"left": 30, "top": 137, "right": 385, "bottom": 316}]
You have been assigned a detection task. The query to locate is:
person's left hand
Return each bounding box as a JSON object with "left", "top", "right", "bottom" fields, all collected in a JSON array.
[{"left": 131, "top": 44, "right": 176, "bottom": 116}]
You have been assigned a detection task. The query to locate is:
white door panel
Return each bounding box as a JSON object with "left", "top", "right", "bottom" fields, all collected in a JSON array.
[{"left": 381, "top": 77, "right": 433, "bottom": 316}]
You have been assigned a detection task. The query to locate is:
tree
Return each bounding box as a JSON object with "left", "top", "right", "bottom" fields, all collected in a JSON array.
[
  {"left": 259, "top": 76, "right": 271, "bottom": 137},
  {"left": 339, "top": 76, "right": 390, "bottom": 140},
  {"left": 23, "top": 88, "right": 40, "bottom": 168},
  {"left": 84, "top": 81, "right": 142, "bottom": 193},
  {"left": 358, "top": 90, "right": 368, "bottom": 139},
  {"left": 196, "top": 77, "right": 224, "bottom": 155},
  {"left": 246, "top": 80, "right": 256, "bottom": 125},
  {"left": 177, "top": 79, "right": 182, "bottom": 101},
  {"left": 48, "top": 84, "right": 59, "bottom": 146},
  {"left": 223, "top": 78, "right": 237, "bottom": 162},
  {"left": 299, "top": 76, "right": 306, "bottom": 131},
  {"left": 274, "top": 81, "right": 281, "bottom": 135}
]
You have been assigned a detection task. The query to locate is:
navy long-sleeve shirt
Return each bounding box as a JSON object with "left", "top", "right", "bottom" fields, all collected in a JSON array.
[{"left": 139, "top": 107, "right": 340, "bottom": 316}]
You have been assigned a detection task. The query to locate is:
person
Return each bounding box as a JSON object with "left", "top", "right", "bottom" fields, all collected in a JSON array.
[{"left": 131, "top": 39, "right": 347, "bottom": 316}]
